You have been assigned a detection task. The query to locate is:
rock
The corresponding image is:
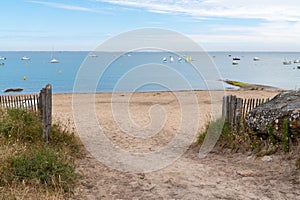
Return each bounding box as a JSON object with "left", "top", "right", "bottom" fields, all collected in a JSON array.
[
  {"left": 4, "top": 88, "right": 23, "bottom": 93},
  {"left": 261, "top": 156, "right": 273, "bottom": 162},
  {"left": 237, "top": 170, "right": 255, "bottom": 177},
  {"left": 245, "top": 90, "right": 300, "bottom": 140}
]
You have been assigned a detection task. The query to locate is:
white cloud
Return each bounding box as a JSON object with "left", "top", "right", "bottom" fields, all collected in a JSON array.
[
  {"left": 95, "top": 0, "right": 300, "bottom": 50},
  {"left": 27, "top": 0, "right": 104, "bottom": 13},
  {"left": 188, "top": 20, "right": 300, "bottom": 51},
  {"left": 96, "top": 0, "right": 300, "bottom": 22}
]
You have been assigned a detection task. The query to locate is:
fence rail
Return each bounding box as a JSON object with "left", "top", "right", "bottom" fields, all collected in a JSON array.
[{"left": 222, "top": 95, "right": 270, "bottom": 132}]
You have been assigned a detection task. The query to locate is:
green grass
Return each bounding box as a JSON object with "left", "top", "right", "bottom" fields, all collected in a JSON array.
[
  {"left": 195, "top": 118, "right": 241, "bottom": 150},
  {"left": 0, "top": 108, "right": 83, "bottom": 199},
  {"left": 196, "top": 118, "right": 298, "bottom": 155},
  {"left": 196, "top": 118, "right": 227, "bottom": 144},
  {"left": 283, "top": 118, "right": 290, "bottom": 152},
  {"left": 268, "top": 124, "right": 278, "bottom": 145}
]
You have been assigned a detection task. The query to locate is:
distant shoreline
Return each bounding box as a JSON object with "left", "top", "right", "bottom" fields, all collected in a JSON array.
[
  {"left": 1, "top": 87, "right": 285, "bottom": 95},
  {"left": 1, "top": 50, "right": 300, "bottom": 53},
  {"left": 222, "top": 79, "right": 283, "bottom": 91}
]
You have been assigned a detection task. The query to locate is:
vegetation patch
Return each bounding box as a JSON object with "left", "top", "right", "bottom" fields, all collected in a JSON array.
[
  {"left": 0, "top": 108, "right": 83, "bottom": 199},
  {"left": 196, "top": 118, "right": 300, "bottom": 170},
  {"left": 224, "top": 80, "right": 250, "bottom": 88}
]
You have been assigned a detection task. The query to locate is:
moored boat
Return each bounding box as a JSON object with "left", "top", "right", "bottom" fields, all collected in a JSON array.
[
  {"left": 283, "top": 60, "right": 292, "bottom": 65},
  {"left": 21, "top": 56, "right": 30, "bottom": 60},
  {"left": 232, "top": 57, "right": 240, "bottom": 60},
  {"left": 50, "top": 58, "right": 59, "bottom": 63},
  {"left": 294, "top": 59, "right": 300, "bottom": 63},
  {"left": 232, "top": 60, "right": 239, "bottom": 65}
]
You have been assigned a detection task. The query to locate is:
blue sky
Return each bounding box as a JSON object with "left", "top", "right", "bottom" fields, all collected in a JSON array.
[{"left": 1, "top": 0, "right": 300, "bottom": 51}]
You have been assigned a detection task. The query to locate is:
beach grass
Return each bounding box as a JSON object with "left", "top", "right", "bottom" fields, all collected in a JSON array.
[
  {"left": 0, "top": 108, "right": 83, "bottom": 199},
  {"left": 196, "top": 118, "right": 300, "bottom": 170}
]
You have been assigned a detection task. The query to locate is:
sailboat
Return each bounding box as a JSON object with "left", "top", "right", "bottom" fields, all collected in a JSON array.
[
  {"left": 50, "top": 48, "right": 59, "bottom": 63},
  {"left": 169, "top": 56, "right": 174, "bottom": 63},
  {"left": 50, "top": 58, "right": 59, "bottom": 63},
  {"left": 283, "top": 59, "right": 291, "bottom": 65}
]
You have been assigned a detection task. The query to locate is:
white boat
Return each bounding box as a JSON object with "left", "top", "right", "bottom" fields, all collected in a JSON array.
[
  {"left": 21, "top": 56, "right": 30, "bottom": 60},
  {"left": 283, "top": 60, "right": 292, "bottom": 65},
  {"left": 178, "top": 57, "right": 183, "bottom": 62},
  {"left": 232, "top": 60, "right": 239, "bottom": 65},
  {"left": 50, "top": 47, "right": 59, "bottom": 63},
  {"left": 0, "top": 57, "right": 6, "bottom": 60},
  {"left": 162, "top": 57, "right": 167, "bottom": 63},
  {"left": 294, "top": 59, "right": 300, "bottom": 63},
  {"left": 89, "top": 54, "right": 98, "bottom": 57},
  {"left": 253, "top": 57, "right": 260, "bottom": 61},
  {"left": 169, "top": 56, "right": 174, "bottom": 63},
  {"left": 50, "top": 58, "right": 59, "bottom": 63}
]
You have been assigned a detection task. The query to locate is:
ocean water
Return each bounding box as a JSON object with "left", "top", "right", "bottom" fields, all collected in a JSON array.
[{"left": 0, "top": 51, "right": 299, "bottom": 94}]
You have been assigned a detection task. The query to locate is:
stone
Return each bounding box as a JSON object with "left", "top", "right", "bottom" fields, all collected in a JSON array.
[
  {"left": 245, "top": 90, "right": 300, "bottom": 140},
  {"left": 261, "top": 156, "right": 273, "bottom": 162},
  {"left": 237, "top": 170, "right": 255, "bottom": 177}
]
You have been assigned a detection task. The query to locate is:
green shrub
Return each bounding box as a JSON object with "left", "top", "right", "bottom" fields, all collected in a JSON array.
[
  {"left": 268, "top": 124, "right": 277, "bottom": 145},
  {"left": 0, "top": 108, "right": 83, "bottom": 196},
  {"left": 0, "top": 109, "right": 42, "bottom": 143},
  {"left": 1, "top": 148, "right": 76, "bottom": 192},
  {"left": 283, "top": 118, "right": 290, "bottom": 152},
  {"left": 196, "top": 118, "right": 226, "bottom": 145}
]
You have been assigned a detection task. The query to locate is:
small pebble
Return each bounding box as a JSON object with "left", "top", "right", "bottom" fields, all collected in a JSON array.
[{"left": 261, "top": 156, "right": 272, "bottom": 162}]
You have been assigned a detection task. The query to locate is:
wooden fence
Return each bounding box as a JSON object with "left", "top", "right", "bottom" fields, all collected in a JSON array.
[
  {"left": 0, "top": 94, "right": 40, "bottom": 111},
  {"left": 222, "top": 95, "right": 270, "bottom": 132},
  {"left": 0, "top": 84, "right": 52, "bottom": 141}
]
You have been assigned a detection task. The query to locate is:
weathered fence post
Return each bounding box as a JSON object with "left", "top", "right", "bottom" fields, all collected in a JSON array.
[
  {"left": 222, "top": 95, "right": 228, "bottom": 122},
  {"left": 40, "top": 84, "right": 52, "bottom": 142},
  {"left": 234, "top": 98, "right": 243, "bottom": 133}
]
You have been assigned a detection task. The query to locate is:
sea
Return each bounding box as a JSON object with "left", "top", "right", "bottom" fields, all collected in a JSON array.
[{"left": 0, "top": 51, "right": 299, "bottom": 94}]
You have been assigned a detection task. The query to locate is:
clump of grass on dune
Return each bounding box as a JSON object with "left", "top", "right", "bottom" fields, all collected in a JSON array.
[
  {"left": 196, "top": 118, "right": 300, "bottom": 170},
  {"left": 195, "top": 118, "right": 243, "bottom": 151},
  {"left": 0, "top": 108, "right": 83, "bottom": 199}
]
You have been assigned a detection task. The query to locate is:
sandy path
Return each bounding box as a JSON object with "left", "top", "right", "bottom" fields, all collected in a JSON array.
[{"left": 52, "top": 90, "right": 300, "bottom": 199}]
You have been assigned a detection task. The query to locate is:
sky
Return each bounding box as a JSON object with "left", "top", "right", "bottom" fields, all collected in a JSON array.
[{"left": 1, "top": 0, "right": 300, "bottom": 51}]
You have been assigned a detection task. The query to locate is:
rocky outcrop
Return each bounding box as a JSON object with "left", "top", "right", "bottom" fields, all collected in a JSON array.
[
  {"left": 246, "top": 90, "right": 300, "bottom": 140},
  {"left": 4, "top": 88, "right": 23, "bottom": 93}
]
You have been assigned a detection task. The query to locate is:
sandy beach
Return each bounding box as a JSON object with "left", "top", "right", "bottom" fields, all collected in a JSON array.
[{"left": 52, "top": 90, "right": 300, "bottom": 199}]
